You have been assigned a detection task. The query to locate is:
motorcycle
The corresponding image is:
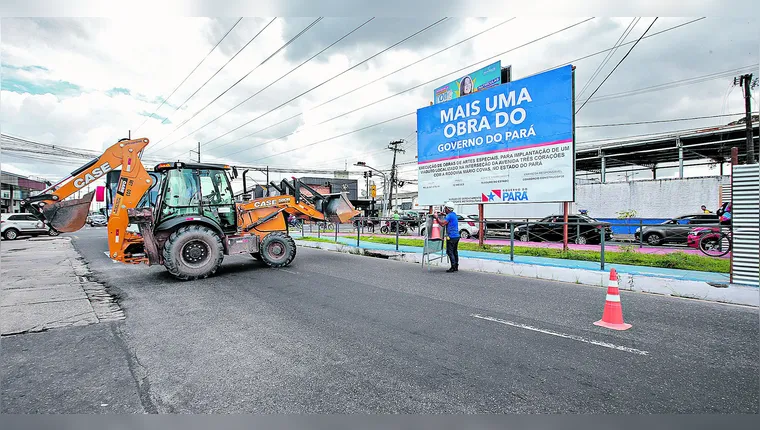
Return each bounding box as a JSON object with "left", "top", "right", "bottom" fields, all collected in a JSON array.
[{"left": 380, "top": 220, "right": 408, "bottom": 235}]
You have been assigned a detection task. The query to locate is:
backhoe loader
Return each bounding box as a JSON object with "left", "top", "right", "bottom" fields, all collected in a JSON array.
[{"left": 20, "top": 137, "right": 359, "bottom": 280}]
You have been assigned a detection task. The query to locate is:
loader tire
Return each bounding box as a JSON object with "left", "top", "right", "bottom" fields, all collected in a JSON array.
[
  {"left": 163, "top": 225, "right": 224, "bottom": 281},
  {"left": 260, "top": 232, "right": 296, "bottom": 268}
]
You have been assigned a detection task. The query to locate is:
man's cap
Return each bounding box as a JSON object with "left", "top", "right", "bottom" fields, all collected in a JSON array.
[{"left": 444, "top": 201, "right": 455, "bottom": 209}]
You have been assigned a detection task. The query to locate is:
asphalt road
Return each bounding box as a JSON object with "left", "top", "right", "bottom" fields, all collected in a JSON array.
[{"left": 2, "top": 227, "right": 758, "bottom": 413}]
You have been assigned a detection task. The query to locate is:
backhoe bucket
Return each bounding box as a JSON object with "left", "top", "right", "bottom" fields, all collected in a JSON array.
[
  {"left": 41, "top": 190, "right": 95, "bottom": 232},
  {"left": 322, "top": 193, "right": 360, "bottom": 224}
]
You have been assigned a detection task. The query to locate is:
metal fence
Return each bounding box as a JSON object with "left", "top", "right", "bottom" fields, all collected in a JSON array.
[{"left": 292, "top": 216, "right": 733, "bottom": 271}]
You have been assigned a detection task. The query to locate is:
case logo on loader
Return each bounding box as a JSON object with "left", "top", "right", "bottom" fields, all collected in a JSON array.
[
  {"left": 253, "top": 197, "right": 290, "bottom": 208},
  {"left": 74, "top": 162, "right": 112, "bottom": 189}
]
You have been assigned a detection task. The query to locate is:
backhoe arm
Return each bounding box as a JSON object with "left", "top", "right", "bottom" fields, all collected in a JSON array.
[
  {"left": 22, "top": 137, "right": 154, "bottom": 261},
  {"left": 236, "top": 194, "right": 359, "bottom": 234}
]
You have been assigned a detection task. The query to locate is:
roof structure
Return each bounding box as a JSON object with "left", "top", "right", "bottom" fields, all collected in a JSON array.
[{"left": 576, "top": 120, "right": 759, "bottom": 175}]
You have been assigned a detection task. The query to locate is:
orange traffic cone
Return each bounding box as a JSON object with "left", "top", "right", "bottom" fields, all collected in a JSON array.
[
  {"left": 429, "top": 218, "right": 443, "bottom": 240},
  {"left": 593, "top": 268, "right": 632, "bottom": 331}
]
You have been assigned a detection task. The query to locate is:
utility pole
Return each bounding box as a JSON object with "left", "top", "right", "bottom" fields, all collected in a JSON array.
[
  {"left": 190, "top": 142, "right": 201, "bottom": 163},
  {"left": 387, "top": 139, "right": 405, "bottom": 212},
  {"left": 734, "top": 73, "right": 756, "bottom": 164}
]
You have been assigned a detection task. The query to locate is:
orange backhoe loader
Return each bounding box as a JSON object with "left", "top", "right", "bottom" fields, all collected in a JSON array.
[{"left": 21, "top": 137, "right": 359, "bottom": 280}]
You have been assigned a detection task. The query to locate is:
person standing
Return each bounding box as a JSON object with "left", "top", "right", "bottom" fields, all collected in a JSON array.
[
  {"left": 437, "top": 202, "right": 460, "bottom": 272},
  {"left": 701, "top": 205, "right": 712, "bottom": 214}
]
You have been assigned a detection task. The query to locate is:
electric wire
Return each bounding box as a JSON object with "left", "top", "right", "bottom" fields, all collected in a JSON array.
[
  {"left": 215, "top": 18, "right": 595, "bottom": 159},
  {"left": 200, "top": 17, "right": 515, "bottom": 153},
  {"left": 148, "top": 17, "right": 323, "bottom": 152},
  {"left": 576, "top": 17, "right": 659, "bottom": 114},
  {"left": 577, "top": 17, "right": 639, "bottom": 98},
  {"left": 133, "top": 17, "right": 243, "bottom": 133},
  {"left": 149, "top": 17, "right": 278, "bottom": 138},
  {"left": 199, "top": 17, "right": 450, "bottom": 149},
  {"left": 161, "top": 18, "right": 375, "bottom": 152}
]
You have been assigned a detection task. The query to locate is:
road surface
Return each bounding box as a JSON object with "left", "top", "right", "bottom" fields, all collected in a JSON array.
[{"left": 2, "top": 227, "right": 757, "bottom": 413}]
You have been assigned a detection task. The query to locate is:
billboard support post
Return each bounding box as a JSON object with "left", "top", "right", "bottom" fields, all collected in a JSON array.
[
  {"left": 563, "top": 201, "right": 569, "bottom": 251},
  {"left": 478, "top": 204, "right": 484, "bottom": 247}
]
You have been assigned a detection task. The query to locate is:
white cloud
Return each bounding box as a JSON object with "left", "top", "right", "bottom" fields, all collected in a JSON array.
[{"left": 1, "top": 15, "right": 757, "bottom": 189}]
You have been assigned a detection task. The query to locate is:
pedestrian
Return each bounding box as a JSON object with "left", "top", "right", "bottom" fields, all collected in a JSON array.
[
  {"left": 437, "top": 201, "right": 460, "bottom": 272},
  {"left": 701, "top": 205, "right": 712, "bottom": 214}
]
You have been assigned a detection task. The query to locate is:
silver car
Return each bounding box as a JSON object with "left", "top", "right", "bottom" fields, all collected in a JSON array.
[
  {"left": 88, "top": 213, "right": 107, "bottom": 227},
  {"left": 1, "top": 213, "right": 59, "bottom": 240}
]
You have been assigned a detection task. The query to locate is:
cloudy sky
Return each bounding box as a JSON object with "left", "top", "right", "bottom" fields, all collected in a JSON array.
[{"left": 1, "top": 15, "right": 758, "bottom": 189}]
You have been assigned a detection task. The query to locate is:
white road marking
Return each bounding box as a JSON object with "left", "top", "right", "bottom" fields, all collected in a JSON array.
[
  {"left": 470, "top": 314, "right": 649, "bottom": 356},
  {"left": 277, "top": 268, "right": 298, "bottom": 274}
]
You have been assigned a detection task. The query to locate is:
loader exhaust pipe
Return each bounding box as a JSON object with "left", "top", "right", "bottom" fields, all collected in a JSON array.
[{"left": 41, "top": 190, "right": 96, "bottom": 232}]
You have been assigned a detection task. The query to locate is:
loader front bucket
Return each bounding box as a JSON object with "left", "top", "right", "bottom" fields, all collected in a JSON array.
[
  {"left": 41, "top": 190, "right": 96, "bottom": 232},
  {"left": 322, "top": 193, "right": 360, "bottom": 224}
]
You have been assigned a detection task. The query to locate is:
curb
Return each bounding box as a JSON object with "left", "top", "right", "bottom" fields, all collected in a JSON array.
[{"left": 295, "top": 240, "right": 759, "bottom": 307}]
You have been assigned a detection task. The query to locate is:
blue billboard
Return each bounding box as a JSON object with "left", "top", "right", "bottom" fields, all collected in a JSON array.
[{"left": 416, "top": 65, "right": 574, "bottom": 205}]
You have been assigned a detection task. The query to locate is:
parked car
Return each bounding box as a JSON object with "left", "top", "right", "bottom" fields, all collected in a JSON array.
[
  {"left": 1, "top": 213, "right": 59, "bottom": 240},
  {"left": 514, "top": 214, "right": 612, "bottom": 245},
  {"left": 633, "top": 214, "right": 719, "bottom": 246},
  {"left": 420, "top": 214, "right": 481, "bottom": 239},
  {"left": 686, "top": 224, "right": 733, "bottom": 250},
  {"left": 466, "top": 215, "right": 506, "bottom": 235},
  {"left": 88, "top": 213, "right": 107, "bottom": 227}
]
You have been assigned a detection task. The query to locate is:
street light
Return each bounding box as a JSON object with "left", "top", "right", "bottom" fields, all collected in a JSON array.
[{"left": 355, "top": 161, "right": 388, "bottom": 216}]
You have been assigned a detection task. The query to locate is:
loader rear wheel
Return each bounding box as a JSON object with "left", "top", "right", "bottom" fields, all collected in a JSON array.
[
  {"left": 163, "top": 225, "right": 224, "bottom": 281},
  {"left": 260, "top": 232, "right": 296, "bottom": 268}
]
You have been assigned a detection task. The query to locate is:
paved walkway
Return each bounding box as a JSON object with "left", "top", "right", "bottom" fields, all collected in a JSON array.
[
  {"left": 0, "top": 237, "right": 123, "bottom": 335},
  {"left": 293, "top": 233, "right": 730, "bottom": 284}
]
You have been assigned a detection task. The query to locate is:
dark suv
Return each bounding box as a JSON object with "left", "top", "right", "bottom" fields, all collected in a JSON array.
[
  {"left": 634, "top": 213, "right": 719, "bottom": 246},
  {"left": 514, "top": 214, "right": 613, "bottom": 245}
]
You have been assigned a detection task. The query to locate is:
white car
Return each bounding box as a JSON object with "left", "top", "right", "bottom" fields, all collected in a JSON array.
[
  {"left": 419, "top": 214, "right": 482, "bottom": 239},
  {"left": 1, "top": 213, "right": 59, "bottom": 240}
]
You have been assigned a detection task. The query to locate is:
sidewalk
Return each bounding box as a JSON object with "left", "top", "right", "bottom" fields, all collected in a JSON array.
[
  {"left": 293, "top": 234, "right": 757, "bottom": 307},
  {"left": 0, "top": 237, "right": 124, "bottom": 335}
]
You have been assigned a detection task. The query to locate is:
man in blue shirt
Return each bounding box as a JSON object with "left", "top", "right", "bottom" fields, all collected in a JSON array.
[{"left": 437, "top": 201, "right": 460, "bottom": 272}]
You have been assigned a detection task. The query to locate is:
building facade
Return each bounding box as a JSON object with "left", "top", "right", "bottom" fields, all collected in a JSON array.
[{"left": 1, "top": 172, "right": 48, "bottom": 213}]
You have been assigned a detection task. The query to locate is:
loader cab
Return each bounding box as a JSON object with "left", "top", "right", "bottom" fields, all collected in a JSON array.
[{"left": 154, "top": 162, "right": 238, "bottom": 234}]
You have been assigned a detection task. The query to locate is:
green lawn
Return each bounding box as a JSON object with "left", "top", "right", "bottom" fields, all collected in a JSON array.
[{"left": 296, "top": 235, "right": 729, "bottom": 273}]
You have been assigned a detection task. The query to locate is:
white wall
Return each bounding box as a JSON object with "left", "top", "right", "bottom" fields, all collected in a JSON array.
[
  {"left": 440, "top": 176, "right": 728, "bottom": 220},
  {"left": 456, "top": 202, "right": 563, "bottom": 218},
  {"left": 573, "top": 176, "right": 729, "bottom": 219}
]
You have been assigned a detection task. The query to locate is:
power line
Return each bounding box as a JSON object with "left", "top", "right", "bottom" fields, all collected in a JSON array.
[
  {"left": 199, "top": 17, "right": 450, "bottom": 149},
  {"left": 579, "top": 64, "right": 757, "bottom": 105},
  {"left": 148, "top": 17, "right": 322, "bottom": 153},
  {"left": 133, "top": 17, "right": 243, "bottom": 133},
  {"left": 528, "top": 18, "right": 705, "bottom": 80},
  {"left": 203, "top": 17, "right": 515, "bottom": 154},
  {"left": 577, "top": 17, "right": 638, "bottom": 98},
  {"left": 215, "top": 18, "right": 595, "bottom": 159},
  {"left": 254, "top": 112, "right": 416, "bottom": 162},
  {"left": 576, "top": 17, "right": 658, "bottom": 114},
  {"left": 161, "top": 18, "right": 375, "bottom": 152},
  {"left": 577, "top": 112, "right": 750, "bottom": 128},
  {"left": 219, "top": 18, "right": 716, "bottom": 167},
  {"left": 150, "top": 18, "right": 277, "bottom": 138}
]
